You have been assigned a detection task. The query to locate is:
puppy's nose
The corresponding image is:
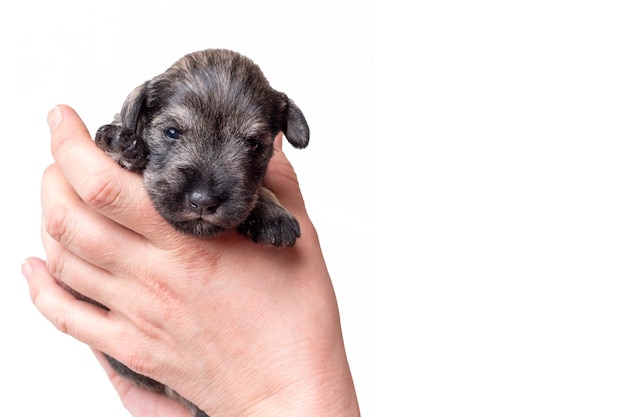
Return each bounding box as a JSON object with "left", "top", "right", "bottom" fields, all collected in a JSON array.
[{"left": 188, "top": 190, "right": 221, "bottom": 215}]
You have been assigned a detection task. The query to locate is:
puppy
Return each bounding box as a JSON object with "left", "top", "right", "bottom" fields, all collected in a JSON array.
[
  {"left": 96, "top": 48, "right": 309, "bottom": 246},
  {"left": 92, "top": 48, "right": 310, "bottom": 417}
]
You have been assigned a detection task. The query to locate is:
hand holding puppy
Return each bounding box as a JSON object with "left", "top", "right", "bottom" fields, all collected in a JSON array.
[{"left": 23, "top": 105, "right": 360, "bottom": 417}]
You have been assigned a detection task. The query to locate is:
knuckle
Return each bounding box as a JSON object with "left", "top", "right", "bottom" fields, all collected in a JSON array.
[
  {"left": 44, "top": 205, "right": 75, "bottom": 245},
  {"left": 45, "top": 244, "right": 66, "bottom": 280},
  {"left": 82, "top": 173, "right": 125, "bottom": 213},
  {"left": 134, "top": 308, "right": 170, "bottom": 343},
  {"left": 123, "top": 349, "right": 156, "bottom": 376},
  {"left": 53, "top": 307, "right": 74, "bottom": 335}
]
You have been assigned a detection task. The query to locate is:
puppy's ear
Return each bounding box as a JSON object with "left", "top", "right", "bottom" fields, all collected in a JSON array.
[
  {"left": 283, "top": 99, "right": 310, "bottom": 149},
  {"left": 120, "top": 81, "right": 149, "bottom": 133}
]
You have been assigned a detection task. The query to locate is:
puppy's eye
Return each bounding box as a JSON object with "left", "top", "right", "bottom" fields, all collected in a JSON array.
[
  {"left": 246, "top": 138, "right": 262, "bottom": 152},
  {"left": 164, "top": 127, "right": 181, "bottom": 140}
]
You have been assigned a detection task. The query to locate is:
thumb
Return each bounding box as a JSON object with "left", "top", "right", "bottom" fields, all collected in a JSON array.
[
  {"left": 273, "top": 131, "right": 284, "bottom": 151},
  {"left": 265, "top": 133, "right": 307, "bottom": 217}
]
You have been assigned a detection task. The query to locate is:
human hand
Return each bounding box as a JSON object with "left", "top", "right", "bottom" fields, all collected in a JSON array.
[{"left": 23, "top": 105, "right": 359, "bottom": 416}]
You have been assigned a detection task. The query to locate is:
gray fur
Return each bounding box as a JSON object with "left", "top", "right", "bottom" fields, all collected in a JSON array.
[{"left": 92, "top": 49, "right": 310, "bottom": 417}]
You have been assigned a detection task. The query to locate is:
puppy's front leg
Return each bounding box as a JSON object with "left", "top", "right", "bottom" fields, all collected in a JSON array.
[
  {"left": 238, "top": 187, "right": 301, "bottom": 247},
  {"left": 95, "top": 124, "right": 149, "bottom": 172}
]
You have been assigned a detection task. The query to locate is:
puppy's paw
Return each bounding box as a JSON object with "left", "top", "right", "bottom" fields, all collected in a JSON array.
[
  {"left": 95, "top": 124, "right": 149, "bottom": 172},
  {"left": 238, "top": 205, "right": 301, "bottom": 247}
]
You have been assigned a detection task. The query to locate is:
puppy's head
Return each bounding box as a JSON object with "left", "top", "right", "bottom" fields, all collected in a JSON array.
[{"left": 119, "top": 49, "right": 309, "bottom": 236}]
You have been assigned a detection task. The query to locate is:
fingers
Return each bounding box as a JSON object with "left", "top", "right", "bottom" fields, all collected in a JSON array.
[
  {"left": 22, "top": 257, "right": 115, "bottom": 350},
  {"left": 41, "top": 163, "right": 147, "bottom": 301},
  {"left": 47, "top": 105, "right": 173, "bottom": 242}
]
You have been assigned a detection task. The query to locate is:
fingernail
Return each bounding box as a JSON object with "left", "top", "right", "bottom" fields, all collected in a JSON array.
[
  {"left": 21, "top": 259, "right": 33, "bottom": 279},
  {"left": 47, "top": 106, "right": 62, "bottom": 133}
]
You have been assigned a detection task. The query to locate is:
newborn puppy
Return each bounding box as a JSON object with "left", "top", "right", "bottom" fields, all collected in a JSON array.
[
  {"left": 96, "top": 48, "right": 309, "bottom": 246},
  {"left": 93, "top": 48, "right": 310, "bottom": 417}
]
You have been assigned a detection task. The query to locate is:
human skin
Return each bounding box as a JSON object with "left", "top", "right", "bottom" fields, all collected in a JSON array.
[{"left": 22, "top": 105, "right": 360, "bottom": 417}]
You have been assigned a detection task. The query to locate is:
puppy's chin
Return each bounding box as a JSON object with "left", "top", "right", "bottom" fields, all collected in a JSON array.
[
  {"left": 168, "top": 219, "right": 229, "bottom": 237},
  {"left": 162, "top": 208, "right": 252, "bottom": 237}
]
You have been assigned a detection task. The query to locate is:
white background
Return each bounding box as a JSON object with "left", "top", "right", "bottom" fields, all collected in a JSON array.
[{"left": 1, "top": 1, "right": 625, "bottom": 416}]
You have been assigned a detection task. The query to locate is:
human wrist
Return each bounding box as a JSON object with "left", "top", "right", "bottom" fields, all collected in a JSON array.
[
  {"left": 189, "top": 334, "right": 360, "bottom": 417},
  {"left": 242, "top": 362, "right": 360, "bottom": 417}
]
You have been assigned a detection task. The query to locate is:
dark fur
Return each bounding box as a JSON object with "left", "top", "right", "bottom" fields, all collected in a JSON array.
[{"left": 92, "top": 49, "right": 310, "bottom": 417}]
